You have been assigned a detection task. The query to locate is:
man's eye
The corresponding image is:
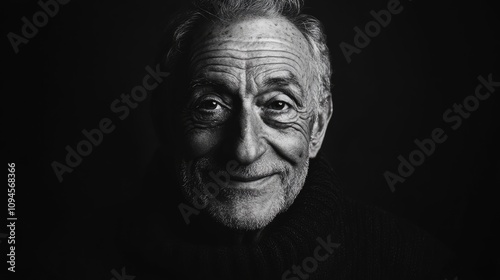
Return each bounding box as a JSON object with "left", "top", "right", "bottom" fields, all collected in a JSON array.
[
  {"left": 191, "top": 98, "right": 231, "bottom": 124},
  {"left": 197, "top": 100, "right": 221, "bottom": 110},
  {"left": 267, "top": 101, "right": 290, "bottom": 111}
]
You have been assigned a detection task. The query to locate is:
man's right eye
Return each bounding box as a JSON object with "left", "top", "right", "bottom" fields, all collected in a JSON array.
[
  {"left": 187, "top": 93, "right": 232, "bottom": 125},
  {"left": 191, "top": 97, "right": 232, "bottom": 124},
  {"left": 197, "top": 100, "right": 221, "bottom": 111}
]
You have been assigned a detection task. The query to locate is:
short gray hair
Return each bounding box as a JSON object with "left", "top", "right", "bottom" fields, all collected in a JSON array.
[{"left": 160, "top": 0, "right": 332, "bottom": 108}]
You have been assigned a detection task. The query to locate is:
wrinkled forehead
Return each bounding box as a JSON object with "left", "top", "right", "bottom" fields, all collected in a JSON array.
[{"left": 188, "top": 16, "right": 314, "bottom": 74}]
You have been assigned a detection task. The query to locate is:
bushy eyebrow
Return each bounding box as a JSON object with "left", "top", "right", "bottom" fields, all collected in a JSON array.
[
  {"left": 188, "top": 78, "right": 235, "bottom": 96},
  {"left": 190, "top": 78, "right": 224, "bottom": 89},
  {"left": 189, "top": 74, "right": 305, "bottom": 106},
  {"left": 263, "top": 75, "right": 303, "bottom": 93}
]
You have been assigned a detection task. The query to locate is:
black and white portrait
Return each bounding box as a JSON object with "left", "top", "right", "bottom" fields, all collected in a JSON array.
[{"left": 3, "top": 0, "right": 499, "bottom": 279}]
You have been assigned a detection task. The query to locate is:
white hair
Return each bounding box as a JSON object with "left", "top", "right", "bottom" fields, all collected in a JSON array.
[{"left": 161, "top": 0, "right": 332, "bottom": 108}]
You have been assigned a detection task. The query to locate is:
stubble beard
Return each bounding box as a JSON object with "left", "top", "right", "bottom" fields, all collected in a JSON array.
[{"left": 178, "top": 157, "right": 309, "bottom": 230}]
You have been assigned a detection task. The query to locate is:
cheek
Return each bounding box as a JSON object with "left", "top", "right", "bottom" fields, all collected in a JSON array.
[
  {"left": 266, "top": 122, "right": 310, "bottom": 164},
  {"left": 183, "top": 128, "right": 223, "bottom": 158}
]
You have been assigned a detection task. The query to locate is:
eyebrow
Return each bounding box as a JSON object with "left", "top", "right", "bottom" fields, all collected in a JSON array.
[
  {"left": 190, "top": 78, "right": 224, "bottom": 89},
  {"left": 188, "top": 78, "right": 234, "bottom": 95},
  {"left": 189, "top": 74, "right": 305, "bottom": 105},
  {"left": 263, "top": 75, "right": 304, "bottom": 93}
]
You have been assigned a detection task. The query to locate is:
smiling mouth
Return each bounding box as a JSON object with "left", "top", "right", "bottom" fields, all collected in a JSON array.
[
  {"left": 227, "top": 173, "right": 278, "bottom": 189},
  {"left": 230, "top": 173, "right": 274, "bottom": 182}
]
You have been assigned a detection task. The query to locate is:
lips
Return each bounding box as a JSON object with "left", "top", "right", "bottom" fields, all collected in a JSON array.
[
  {"left": 230, "top": 173, "right": 274, "bottom": 182},
  {"left": 227, "top": 173, "right": 278, "bottom": 190}
]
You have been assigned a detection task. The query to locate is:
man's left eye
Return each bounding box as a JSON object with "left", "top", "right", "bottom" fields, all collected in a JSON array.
[{"left": 267, "top": 101, "right": 290, "bottom": 111}]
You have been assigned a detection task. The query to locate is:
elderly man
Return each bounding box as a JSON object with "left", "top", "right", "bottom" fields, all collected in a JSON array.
[
  {"left": 162, "top": 0, "right": 333, "bottom": 231},
  {"left": 48, "top": 0, "right": 451, "bottom": 279}
]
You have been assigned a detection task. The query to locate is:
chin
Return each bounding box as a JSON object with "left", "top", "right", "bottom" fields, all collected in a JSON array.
[
  {"left": 179, "top": 157, "right": 309, "bottom": 230},
  {"left": 206, "top": 188, "right": 287, "bottom": 230}
]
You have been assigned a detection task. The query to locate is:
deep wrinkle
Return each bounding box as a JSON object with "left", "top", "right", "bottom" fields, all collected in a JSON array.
[{"left": 177, "top": 16, "right": 330, "bottom": 229}]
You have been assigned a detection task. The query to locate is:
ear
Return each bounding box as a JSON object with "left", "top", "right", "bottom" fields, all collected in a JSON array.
[{"left": 309, "top": 92, "right": 333, "bottom": 158}]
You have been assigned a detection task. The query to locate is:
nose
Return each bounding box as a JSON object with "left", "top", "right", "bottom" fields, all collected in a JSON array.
[{"left": 233, "top": 105, "right": 265, "bottom": 164}]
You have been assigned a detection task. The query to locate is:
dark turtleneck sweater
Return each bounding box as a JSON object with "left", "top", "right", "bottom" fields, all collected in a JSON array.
[{"left": 44, "top": 154, "right": 452, "bottom": 279}]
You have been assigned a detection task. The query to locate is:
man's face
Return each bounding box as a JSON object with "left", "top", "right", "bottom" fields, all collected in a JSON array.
[{"left": 175, "top": 16, "right": 324, "bottom": 230}]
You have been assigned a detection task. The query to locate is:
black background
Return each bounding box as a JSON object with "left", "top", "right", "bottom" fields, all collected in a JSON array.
[{"left": 3, "top": 0, "right": 499, "bottom": 279}]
